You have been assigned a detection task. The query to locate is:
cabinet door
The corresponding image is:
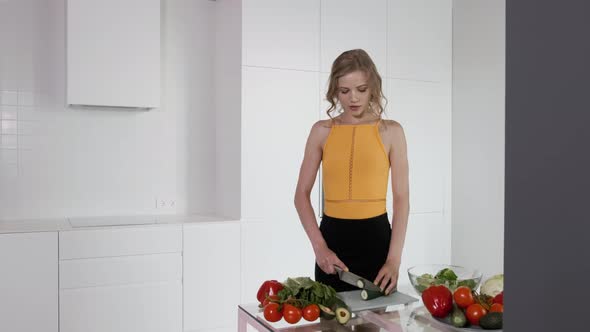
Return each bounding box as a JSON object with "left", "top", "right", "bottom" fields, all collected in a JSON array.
[
  {"left": 67, "top": 0, "right": 160, "bottom": 108},
  {"left": 183, "top": 222, "right": 240, "bottom": 331},
  {"left": 241, "top": 67, "right": 320, "bottom": 222},
  {"left": 243, "top": 0, "right": 320, "bottom": 71},
  {"left": 60, "top": 281, "right": 182, "bottom": 332},
  {"left": 0, "top": 232, "right": 58, "bottom": 332},
  {"left": 387, "top": 0, "right": 452, "bottom": 82},
  {"left": 321, "top": 0, "right": 387, "bottom": 74}
]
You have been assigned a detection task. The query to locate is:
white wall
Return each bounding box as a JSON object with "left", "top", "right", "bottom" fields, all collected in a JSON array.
[
  {"left": 0, "top": 0, "right": 218, "bottom": 219},
  {"left": 451, "top": 0, "right": 505, "bottom": 278}
]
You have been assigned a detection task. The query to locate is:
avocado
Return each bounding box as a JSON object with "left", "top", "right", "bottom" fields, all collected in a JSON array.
[
  {"left": 318, "top": 304, "right": 335, "bottom": 320},
  {"left": 479, "top": 312, "right": 503, "bottom": 330},
  {"left": 335, "top": 306, "right": 351, "bottom": 324}
]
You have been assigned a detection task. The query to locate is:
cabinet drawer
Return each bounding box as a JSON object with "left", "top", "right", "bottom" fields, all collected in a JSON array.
[
  {"left": 60, "top": 281, "right": 182, "bottom": 332},
  {"left": 60, "top": 253, "right": 181, "bottom": 289},
  {"left": 59, "top": 225, "right": 181, "bottom": 259}
]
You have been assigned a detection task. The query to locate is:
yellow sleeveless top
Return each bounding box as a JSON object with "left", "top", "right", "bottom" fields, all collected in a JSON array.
[{"left": 322, "top": 120, "right": 390, "bottom": 219}]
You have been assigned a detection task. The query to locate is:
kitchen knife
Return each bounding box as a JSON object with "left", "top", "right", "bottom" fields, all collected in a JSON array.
[{"left": 334, "top": 266, "right": 383, "bottom": 292}]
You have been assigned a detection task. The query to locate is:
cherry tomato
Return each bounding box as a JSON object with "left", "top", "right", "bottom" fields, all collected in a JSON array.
[
  {"left": 302, "top": 304, "right": 320, "bottom": 322},
  {"left": 453, "top": 286, "right": 475, "bottom": 309},
  {"left": 263, "top": 302, "right": 282, "bottom": 322},
  {"left": 465, "top": 303, "right": 487, "bottom": 325},
  {"left": 283, "top": 304, "right": 302, "bottom": 324},
  {"left": 262, "top": 295, "right": 280, "bottom": 307},
  {"left": 490, "top": 303, "right": 503, "bottom": 313},
  {"left": 492, "top": 291, "right": 503, "bottom": 305}
]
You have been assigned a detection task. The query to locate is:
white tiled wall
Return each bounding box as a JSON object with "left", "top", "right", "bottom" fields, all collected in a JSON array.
[{"left": 0, "top": 0, "right": 218, "bottom": 219}]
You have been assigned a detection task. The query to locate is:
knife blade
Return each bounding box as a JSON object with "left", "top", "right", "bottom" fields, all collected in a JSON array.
[{"left": 334, "top": 266, "right": 383, "bottom": 292}]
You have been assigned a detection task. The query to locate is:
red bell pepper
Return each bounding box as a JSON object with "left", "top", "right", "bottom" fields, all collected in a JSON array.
[
  {"left": 256, "top": 280, "right": 284, "bottom": 304},
  {"left": 422, "top": 285, "right": 453, "bottom": 318}
]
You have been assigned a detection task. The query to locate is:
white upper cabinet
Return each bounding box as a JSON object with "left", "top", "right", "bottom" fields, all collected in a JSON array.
[
  {"left": 243, "top": 0, "right": 320, "bottom": 71},
  {"left": 67, "top": 0, "right": 161, "bottom": 108},
  {"left": 320, "top": 0, "right": 387, "bottom": 74},
  {"left": 387, "top": 0, "right": 452, "bottom": 82}
]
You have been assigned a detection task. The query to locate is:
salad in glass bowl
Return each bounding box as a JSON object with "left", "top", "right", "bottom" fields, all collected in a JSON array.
[{"left": 408, "top": 264, "right": 482, "bottom": 295}]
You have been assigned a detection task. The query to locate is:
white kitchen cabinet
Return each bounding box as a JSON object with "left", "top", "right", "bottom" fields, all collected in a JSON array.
[
  {"left": 183, "top": 222, "right": 240, "bottom": 331},
  {"left": 59, "top": 225, "right": 183, "bottom": 332},
  {"left": 241, "top": 66, "right": 320, "bottom": 222},
  {"left": 240, "top": 221, "right": 315, "bottom": 304},
  {"left": 243, "top": 0, "right": 320, "bottom": 71},
  {"left": 0, "top": 232, "right": 58, "bottom": 332},
  {"left": 59, "top": 224, "right": 182, "bottom": 259},
  {"left": 60, "top": 281, "right": 182, "bottom": 332},
  {"left": 386, "top": 79, "right": 451, "bottom": 215},
  {"left": 320, "top": 0, "right": 387, "bottom": 73},
  {"left": 387, "top": 0, "right": 452, "bottom": 82},
  {"left": 66, "top": 0, "right": 160, "bottom": 108}
]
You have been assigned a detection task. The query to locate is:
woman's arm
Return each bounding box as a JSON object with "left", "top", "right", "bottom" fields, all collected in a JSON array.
[
  {"left": 294, "top": 121, "right": 348, "bottom": 274},
  {"left": 374, "top": 120, "right": 410, "bottom": 294}
]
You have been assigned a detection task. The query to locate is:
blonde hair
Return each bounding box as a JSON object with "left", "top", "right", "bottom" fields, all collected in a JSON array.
[{"left": 325, "top": 49, "right": 387, "bottom": 120}]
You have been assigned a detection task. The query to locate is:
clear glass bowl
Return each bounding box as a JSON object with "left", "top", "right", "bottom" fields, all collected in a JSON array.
[{"left": 407, "top": 264, "right": 482, "bottom": 295}]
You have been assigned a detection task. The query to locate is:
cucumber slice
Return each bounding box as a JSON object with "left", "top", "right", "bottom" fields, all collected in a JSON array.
[
  {"left": 356, "top": 279, "right": 365, "bottom": 288},
  {"left": 360, "top": 289, "right": 383, "bottom": 301}
]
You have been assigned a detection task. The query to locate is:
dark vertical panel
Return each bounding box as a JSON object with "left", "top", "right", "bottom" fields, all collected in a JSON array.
[{"left": 505, "top": 0, "right": 590, "bottom": 331}]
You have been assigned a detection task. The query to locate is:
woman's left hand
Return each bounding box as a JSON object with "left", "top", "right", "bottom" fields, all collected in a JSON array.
[{"left": 374, "top": 260, "right": 400, "bottom": 295}]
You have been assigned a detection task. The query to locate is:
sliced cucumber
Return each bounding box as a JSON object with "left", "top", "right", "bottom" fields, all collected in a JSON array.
[
  {"left": 356, "top": 279, "right": 365, "bottom": 288},
  {"left": 360, "top": 289, "right": 384, "bottom": 301}
]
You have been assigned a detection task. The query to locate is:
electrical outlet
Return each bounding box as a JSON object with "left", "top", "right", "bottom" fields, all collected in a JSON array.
[{"left": 155, "top": 197, "right": 177, "bottom": 212}]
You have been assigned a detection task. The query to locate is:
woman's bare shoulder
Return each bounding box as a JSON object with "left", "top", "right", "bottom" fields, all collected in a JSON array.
[
  {"left": 379, "top": 119, "right": 406, "bottom": 145},
  {"left": 380, "top": 119, "right": 403, "bottom": 134},
  {"left": 307, "top": 119, "right": 333, "bottom": 146},
  {"left": 311, "top": 119, "right": 333, "bottom": 134}
]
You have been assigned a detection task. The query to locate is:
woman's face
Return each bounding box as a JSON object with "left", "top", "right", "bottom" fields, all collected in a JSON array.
[{"left": 336, "top": 70, "right": 371, "bottom": 118}]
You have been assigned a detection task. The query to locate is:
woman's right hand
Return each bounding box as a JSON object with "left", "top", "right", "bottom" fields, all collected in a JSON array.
[{"left": 314, "top": 244, "right": 348, "bottom": 274}]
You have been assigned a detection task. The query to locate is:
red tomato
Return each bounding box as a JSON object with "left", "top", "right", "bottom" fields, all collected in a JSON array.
[
  {"left": 490, "top": 303, "right": 503, "bottom": 313},
  {"left": 263, "top": 303, "right": 282, "bottom": 322},
  {"left": 302, "top": 304, "right": 320, "bottom": 322},
  {"left": 465, "top": 304, "right": 487, "bottom": 325},
  {"left": 262, "top": 295, "right": 280, "bottom": 307},
  {"left": 283, "top": 304, "right": 302, "bottom": 324},
  {"left": 493, "top": 291, "right": 503, "bottom": 305},
  {"left": 453, "top": 286, "right": 475, "bottom": 309}
]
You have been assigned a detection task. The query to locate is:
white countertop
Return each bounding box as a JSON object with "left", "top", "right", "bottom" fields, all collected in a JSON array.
[{"left": 0, "top": 214, "right": 237, "bottom": 234}]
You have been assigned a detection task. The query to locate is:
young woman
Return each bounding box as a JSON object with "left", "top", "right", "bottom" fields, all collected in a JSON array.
[{"left": 294, "top": 49, "right": 409, "bottom": 295}]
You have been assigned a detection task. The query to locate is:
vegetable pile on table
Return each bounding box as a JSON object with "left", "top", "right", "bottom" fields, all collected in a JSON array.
[
  {"left": 256, "top": 277, "right": 352, "bottom": 325},
  {"left": 422, "top": 273, "right": 504, "bottom": 330}
]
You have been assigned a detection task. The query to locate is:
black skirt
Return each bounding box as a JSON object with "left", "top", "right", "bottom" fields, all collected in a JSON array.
[{"left": 314, "top": 213, "right": 391, "bottom": 292}]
